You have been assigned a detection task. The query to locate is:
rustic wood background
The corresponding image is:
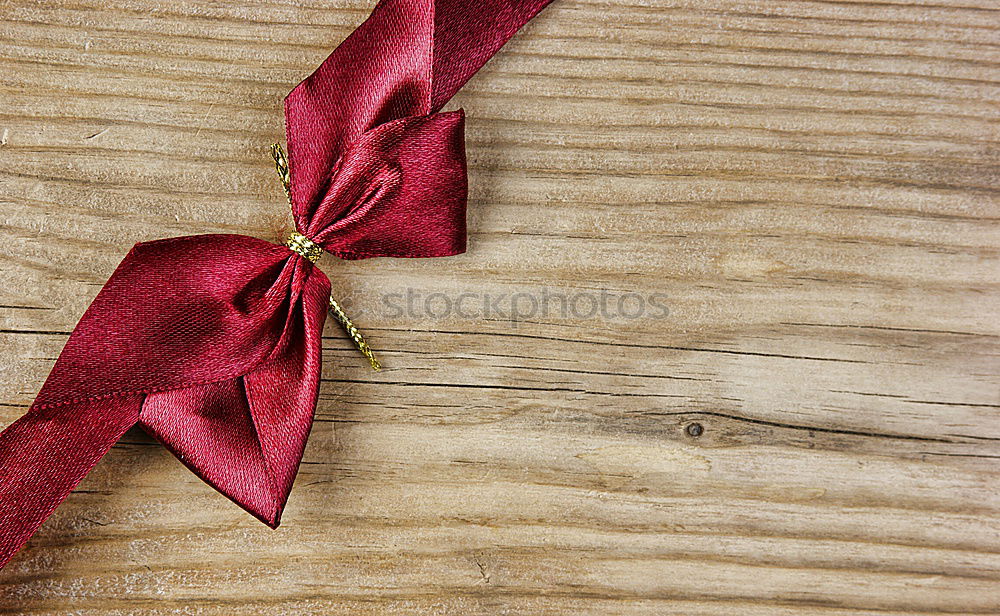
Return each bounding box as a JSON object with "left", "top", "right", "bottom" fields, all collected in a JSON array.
[{"left": 1, "top": 0, "right": 999, "bottom": 613}]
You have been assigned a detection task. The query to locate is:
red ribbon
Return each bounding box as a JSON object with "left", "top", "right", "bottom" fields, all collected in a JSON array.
[{"left": 0, "top": 0, "right": 552, "bottom": 569}]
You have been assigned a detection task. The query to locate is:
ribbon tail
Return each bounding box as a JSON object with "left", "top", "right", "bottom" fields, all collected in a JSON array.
[
  {"left": 0, "top": 395, "right": 142, "bottom": 569},
  {"left": 430, "top": 0, "right": 555, "bottom": 110}
]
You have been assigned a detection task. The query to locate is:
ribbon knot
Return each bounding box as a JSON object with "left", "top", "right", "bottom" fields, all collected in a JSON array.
[{"left": 273, "top": 144, "right": 382, "bottom": 372}]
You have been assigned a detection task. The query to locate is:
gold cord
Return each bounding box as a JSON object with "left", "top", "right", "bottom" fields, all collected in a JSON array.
[
  {"left": 329, "top": 297, "right": 381, "bottom": 372},
  {"left": 271, "top": 143, "right": 381, "bottom": 372},
  {"left": 285, "top": 231, "right": 323, "bottom": 263},
  {"left": 269, "top": 143, "right": 293, "bottom": 210}
]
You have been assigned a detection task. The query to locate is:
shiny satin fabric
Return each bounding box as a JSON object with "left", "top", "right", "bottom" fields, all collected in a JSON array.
[{"left": 0, "top": 0, "right": 553, "bottom": 569}]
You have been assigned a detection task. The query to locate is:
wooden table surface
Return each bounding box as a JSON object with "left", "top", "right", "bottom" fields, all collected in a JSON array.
[{"left": 1, "top": 0, "right": 998, "bottom": 613}]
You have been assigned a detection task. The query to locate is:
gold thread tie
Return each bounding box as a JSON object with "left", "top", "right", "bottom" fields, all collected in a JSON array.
[
  {"left": 285, "top": 231, "right": 323, "bottom": 263},
  {"left": 270, "top": 143, "right": 381, "bottom": 372},
  {"left": 329, "top": 297, "right": 381, "bottom": 372},
  {"left": 270, "top": 143, "right": 292, "bottom": 208}
]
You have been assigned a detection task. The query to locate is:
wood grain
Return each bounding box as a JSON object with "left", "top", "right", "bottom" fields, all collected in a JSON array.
[{"left": 1, "top": 0, "right": 999, "bottom": 613}]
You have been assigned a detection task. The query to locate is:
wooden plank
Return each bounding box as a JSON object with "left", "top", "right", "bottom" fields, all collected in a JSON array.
[{"left": 1, "top": 0, "right": 998, "bottom": 613}]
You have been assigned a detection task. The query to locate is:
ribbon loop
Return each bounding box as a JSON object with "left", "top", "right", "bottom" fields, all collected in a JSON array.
[{"left": 303, "top": 111, "right": 468, "bottom": 260}]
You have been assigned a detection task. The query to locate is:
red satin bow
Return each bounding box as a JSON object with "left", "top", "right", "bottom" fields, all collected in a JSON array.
[{"left": 0, "top": 0, "right": 553, "bottom": 569}]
